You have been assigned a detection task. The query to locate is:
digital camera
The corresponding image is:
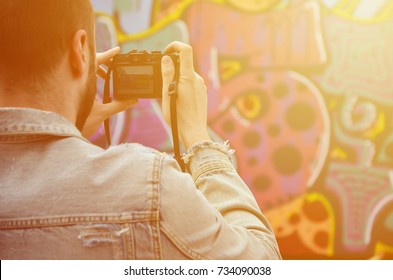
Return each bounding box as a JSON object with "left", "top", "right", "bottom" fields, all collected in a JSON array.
[{"left": 112, "top": 50, "right": 180, "bottom": 99}]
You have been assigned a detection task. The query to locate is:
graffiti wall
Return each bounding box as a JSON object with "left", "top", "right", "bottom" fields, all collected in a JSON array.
[{"left": 91, "top": 0, "right": 393, "bottom": 259}]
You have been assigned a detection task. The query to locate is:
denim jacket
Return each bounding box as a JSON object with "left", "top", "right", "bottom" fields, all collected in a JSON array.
[{"left": 0, "top": 108, "right": 281, "bottom": 259}]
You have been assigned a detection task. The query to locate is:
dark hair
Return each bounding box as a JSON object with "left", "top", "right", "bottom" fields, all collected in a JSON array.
[{"left": 0, "top": 0, "right": 95, "bottom": 83}]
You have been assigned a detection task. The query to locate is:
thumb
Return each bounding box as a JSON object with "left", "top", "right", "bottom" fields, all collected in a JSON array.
[
  {"left": 103, "top": 99, "right": 138, "bottom": 118},
  {"left": 161, "top": 55, "right": 175, "bottom": 97},
  {"left": 161, "top": 56, "right": 175, "bottom": 124}
]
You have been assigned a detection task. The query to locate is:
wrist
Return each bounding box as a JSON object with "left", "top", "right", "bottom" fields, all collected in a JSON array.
[{"left": 180, "top": 129, "right": 211, "bottom": 150}]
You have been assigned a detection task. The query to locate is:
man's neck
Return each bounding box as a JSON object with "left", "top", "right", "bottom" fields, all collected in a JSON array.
[{"left": 0, "top": 83, "right": 78, "bottom": 126}]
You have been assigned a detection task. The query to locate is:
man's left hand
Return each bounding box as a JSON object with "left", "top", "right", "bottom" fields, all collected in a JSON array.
[{"left": 82, "top": 47, "right": 138, "bottom": 138}]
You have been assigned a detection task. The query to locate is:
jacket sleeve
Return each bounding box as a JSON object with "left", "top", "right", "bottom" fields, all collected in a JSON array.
[{"left": 159, "top": 141, "right": 282, "bottom": 260}]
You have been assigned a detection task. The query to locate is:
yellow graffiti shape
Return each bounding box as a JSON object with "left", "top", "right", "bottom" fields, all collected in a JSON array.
[
  {"left": 226, "top": 0, "right": 282, "bottom": 12},
  {"left": 265, "top": 193, "right": 335, "bottom": 257},
  {"left": 321, "top": 0, "right": 393, "bottom": 23},
  {"left": 364, "top": 112, "right": 386, "bottom": 140},
  {"left": 330, "top": 147, "right": 349, "bottom": 161}
]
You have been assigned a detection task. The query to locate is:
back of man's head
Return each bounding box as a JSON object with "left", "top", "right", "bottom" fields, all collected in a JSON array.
[{"left": 0, "top": 0, "right": 94, "bottom": 86}]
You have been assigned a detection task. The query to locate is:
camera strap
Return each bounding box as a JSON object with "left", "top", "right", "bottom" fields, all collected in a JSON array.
[
  {"left": 168, "top": 81, "right": 185, "bottom": 172},
  {"left": 103, "top": 65, "right": 113, "bottom": 147},
  {"left": 103, "top": 66, "right": 186, "bottom": 172}
]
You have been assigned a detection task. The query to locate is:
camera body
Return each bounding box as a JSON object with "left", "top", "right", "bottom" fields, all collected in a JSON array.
[{"left": 112, "top": 50, "right": 179, "bottom": 99}]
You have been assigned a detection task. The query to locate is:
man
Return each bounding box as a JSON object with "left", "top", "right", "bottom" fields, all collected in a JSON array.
[{"left": 0, "top": 0, "right": 281, "bottom": 259}]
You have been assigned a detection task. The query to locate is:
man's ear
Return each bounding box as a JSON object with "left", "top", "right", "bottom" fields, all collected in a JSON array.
[{"left": 69, "top": 30, "right": 88, "bottom": 77}]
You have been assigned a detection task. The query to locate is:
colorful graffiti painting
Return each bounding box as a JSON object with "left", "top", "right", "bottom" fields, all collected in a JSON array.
[{"left": 91, "top": 0, "right": 393, "bottom": 259}]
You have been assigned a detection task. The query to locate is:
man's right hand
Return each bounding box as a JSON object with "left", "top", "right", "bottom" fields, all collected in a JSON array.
[{"left": 161, "top": 41, "right": 211, "bottom": 150}]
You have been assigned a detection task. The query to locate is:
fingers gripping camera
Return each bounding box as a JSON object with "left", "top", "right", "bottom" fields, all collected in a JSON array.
[
  {"left": 112, "top": 50, "right": 180, "bottom": 99},
  {"left": 107, "top": 50, "right": 185, "bottom": 170}
]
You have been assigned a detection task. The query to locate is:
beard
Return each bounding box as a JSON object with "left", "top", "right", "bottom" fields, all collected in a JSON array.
[{"left": 75, "top": 54, "right": 97, "bottom": 132}]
